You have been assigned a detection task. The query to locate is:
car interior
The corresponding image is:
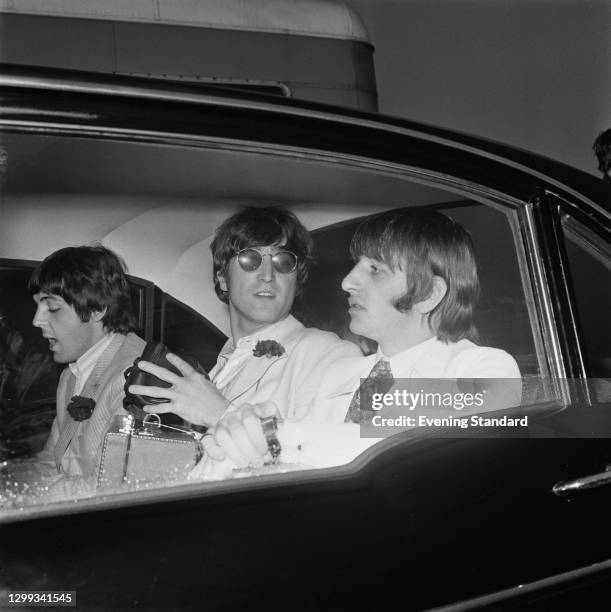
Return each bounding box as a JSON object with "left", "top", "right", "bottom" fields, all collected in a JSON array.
[{"left": 0, "top": 130, "right": 557, "bottom": 471}]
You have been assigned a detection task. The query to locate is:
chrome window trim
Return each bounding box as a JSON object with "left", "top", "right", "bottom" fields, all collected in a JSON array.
[
  {"left": 511, "top": 205, "right": 559, "bottom": 381},
  {"left": 515, "top": 204, "right": 571, "bottom": 406}
]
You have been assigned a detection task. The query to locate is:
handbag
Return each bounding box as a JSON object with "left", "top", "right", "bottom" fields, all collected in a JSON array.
[
  {"left": 97, "top": 413, "right": 203, "bottom": 492},
  {"left": 97, "top": 342, "right": 208, "bottom": 492}
]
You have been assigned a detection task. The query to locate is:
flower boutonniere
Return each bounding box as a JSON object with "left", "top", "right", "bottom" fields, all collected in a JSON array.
[
  {"left": 253, "top": 340, "right": 285, "bottom": 358},
  {"left": 67, "top": 396, "right": 96, "bottom": 422}
]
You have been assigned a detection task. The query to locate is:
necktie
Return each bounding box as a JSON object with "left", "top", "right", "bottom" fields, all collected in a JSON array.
[{"left": 345, "top": 359, "right": 394, "bottom": 424}]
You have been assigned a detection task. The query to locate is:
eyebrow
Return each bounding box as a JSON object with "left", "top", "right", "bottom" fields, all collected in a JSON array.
[
  {"left": 363, "top": 256, "right": 390, "bottom": 268},
  {"left": 34, "top": 294, "right": 61, "bottom": 304},
  {"left": 244, "top": 245, "right": 288, "bottom": 253}
]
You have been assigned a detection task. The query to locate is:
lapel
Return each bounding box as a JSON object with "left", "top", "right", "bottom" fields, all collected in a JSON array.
[
  {"left": 52, "top": 334, "right": 126, "bottom": 471},
  {"left": 225, "top": 316, "right": 304, "bottom": 404},
  {"left": 53, "top": 371, "right": 77, "bottom": 471},
  {"left": 80, "top": 333, "right": 125, "bottom": 405}
]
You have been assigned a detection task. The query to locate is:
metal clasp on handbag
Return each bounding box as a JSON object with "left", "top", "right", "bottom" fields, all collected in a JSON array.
[
  {"left": 139, "top": 413, "right": 162, "bottom": 436},
  {"left": 141, "top": 413, "right": 201, "bottom": 441},
  {"left": 118, "top": 414, "right": 136, "bottom": 434}
]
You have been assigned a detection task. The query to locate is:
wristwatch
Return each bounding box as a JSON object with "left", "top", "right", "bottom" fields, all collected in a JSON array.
[{"left": 259, "top": 416, "right": 281, "bottom": 464}]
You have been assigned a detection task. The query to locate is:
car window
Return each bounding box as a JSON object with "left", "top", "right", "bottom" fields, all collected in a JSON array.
[
  {"left": 0, "top": 126, "right": 562, "bottom": 514},
  {"left": 561, "top": 214, "right": 611, "bottom": 377}
]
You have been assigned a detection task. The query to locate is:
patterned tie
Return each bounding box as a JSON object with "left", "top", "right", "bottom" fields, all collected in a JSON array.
[{"left": 345, "top": 359, "right": 394, "bottom": 424}]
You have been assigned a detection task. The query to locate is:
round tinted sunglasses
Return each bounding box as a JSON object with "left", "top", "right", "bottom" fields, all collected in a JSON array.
[{"left": 236, "top": 248, "right": 298, "bottom": 274}]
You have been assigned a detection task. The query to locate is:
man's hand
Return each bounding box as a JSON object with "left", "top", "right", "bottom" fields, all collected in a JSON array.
[
  {"left": 202, "top": 402, "right": 278, "bottom": 468},
  {"left": 128, "top": 353, "right": 229, "bottom": 427}
]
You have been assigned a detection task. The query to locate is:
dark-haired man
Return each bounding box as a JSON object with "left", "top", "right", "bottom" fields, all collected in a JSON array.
[
  {"left": 200, "top": 209, "right": 522, "bottom": 473},
  {"left": 130, "top": 207, "right": 359, "bottom": 427},
  {"left": 12, "top": 245, "right": 145, "bottom": 495},
  {"left": 593, "top": 128, "right": 611, "bottom": 182}
]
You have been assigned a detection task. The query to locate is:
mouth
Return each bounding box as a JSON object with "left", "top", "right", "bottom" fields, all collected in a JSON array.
[
  {"left": 44, "top": 335, "right": 58, "bottom": 349},
  {"left": 254, "top": 291, "right": 275, "bottom": 298},
  {"left": 348, "top": 300, "right": 364, "bottom": 311}
]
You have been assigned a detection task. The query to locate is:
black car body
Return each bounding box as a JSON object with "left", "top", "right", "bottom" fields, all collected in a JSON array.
[{"left": 1, "top": 65, "right": 611, "bottom": 611}]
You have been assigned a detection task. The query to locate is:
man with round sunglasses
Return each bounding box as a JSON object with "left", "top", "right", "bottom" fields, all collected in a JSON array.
[
  {"left": 129, "top": 206, "right": 360, "bottom": 428},
  {"left": 236, "top": 248, "right": 298, "bottom": 275}
]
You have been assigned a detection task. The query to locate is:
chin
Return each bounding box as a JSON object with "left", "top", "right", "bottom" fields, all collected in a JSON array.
[
  {"left": 254, "top": 309, "right": 281, "bottom": 322},
  {"left": 51, "top": 350, "right": 71, "bottom": 364},
  {"left": 257, "top": 308, "right": 289, "bottom": 324},
  {"left": 348, "top": 321, "right": 366, "bottom": 337}
]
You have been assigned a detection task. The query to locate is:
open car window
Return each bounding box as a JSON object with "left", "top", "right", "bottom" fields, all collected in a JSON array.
[{"left": 0, "top": 120, "right": 566, "bottom": 515}]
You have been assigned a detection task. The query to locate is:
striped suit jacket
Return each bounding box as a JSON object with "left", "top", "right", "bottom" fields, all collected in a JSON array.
[{"left": 37, "top": 332, "right": 146, "bottom": 479}]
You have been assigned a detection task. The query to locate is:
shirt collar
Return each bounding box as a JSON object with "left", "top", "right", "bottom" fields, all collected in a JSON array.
[
  {"left": 69, "top": 332, "right": 115, "bottom": 380},
  {"left": 232, "top": 315, "right": 299, "bottom": 350},
  {"left": 377, "top": 335, "right": 441, "bottom": 377}
]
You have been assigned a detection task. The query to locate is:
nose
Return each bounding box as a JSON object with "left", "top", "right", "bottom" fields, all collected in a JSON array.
[
  {"left": 257, "top": 254, "right": 275, "bottom": 282},
  {"left": 341, "top": 263, "right": 359, "bottom": 294},
  {"left": 32, "top": 304, "right": 46, "bottom": 328}
]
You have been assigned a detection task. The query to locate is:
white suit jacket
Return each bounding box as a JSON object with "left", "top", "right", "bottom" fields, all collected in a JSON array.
[{"left": 211, "top": 315, "right": 361, "bottom": 420}]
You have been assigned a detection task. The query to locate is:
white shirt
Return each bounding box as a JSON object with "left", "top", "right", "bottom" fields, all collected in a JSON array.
[
  {"left": 373, "top": 336, "right": 442, "bottom": 379},
  {"left": 69, "top": 333, "right": 115, "bottom": 395},
  {"left": 210, "top": 317, "right": 300, "bottom": 395},
  {"left": 309, "top": 336, "right": 522, "bottom": 423}
]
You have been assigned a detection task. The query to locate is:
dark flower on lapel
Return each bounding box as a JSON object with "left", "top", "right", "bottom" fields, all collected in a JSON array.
[
  {"left": 253, "top": 340, "right": 285, "bottom": 358},
  {"left": 67, "top": 395, "right": 96, "bottom": 422}
]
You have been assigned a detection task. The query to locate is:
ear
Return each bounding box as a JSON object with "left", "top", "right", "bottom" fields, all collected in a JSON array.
[
  {"left": 217, "top": 270, "right": 228, "bottom": 293},
  {"left": 89, "top": 308, "right": 107, "bottom": 324},
  {"left": 414, "top": 276, "right": 447, "bottom": 315}
]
